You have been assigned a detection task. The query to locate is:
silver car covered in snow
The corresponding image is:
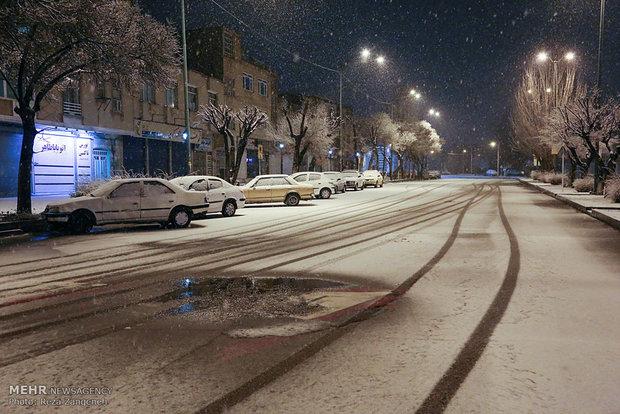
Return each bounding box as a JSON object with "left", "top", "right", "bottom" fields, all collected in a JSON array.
[
  {"left": 42, "top": 178, "right": 209, "bottom": 233},
  {"left": 170, "top": 175, "right": 245, "bottom": 217}
]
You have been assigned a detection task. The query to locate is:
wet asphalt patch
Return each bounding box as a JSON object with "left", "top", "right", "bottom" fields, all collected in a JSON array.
[{"left": 153, "top": 277, "right": 352, "bottom": 332}]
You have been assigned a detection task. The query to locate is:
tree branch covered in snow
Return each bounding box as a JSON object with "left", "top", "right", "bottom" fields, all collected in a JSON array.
[
  {"left": 545, "top": 95, "right": 620, "bottom": 181},
  {"left": 268, "top": 96, "right": 339, "bottom": 172},
  {"left": 510, "top": 63, "right": 585, "bottom": 170}
]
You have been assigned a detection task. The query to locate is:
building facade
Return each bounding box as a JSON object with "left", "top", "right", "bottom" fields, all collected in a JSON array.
[{"left": 0, "top": 27, "right": 279, "bottom": 197}]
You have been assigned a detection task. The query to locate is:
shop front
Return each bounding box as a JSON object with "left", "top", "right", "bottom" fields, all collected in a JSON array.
[{"left": 124, "top": 120, "right": 203, "bottom": 177}]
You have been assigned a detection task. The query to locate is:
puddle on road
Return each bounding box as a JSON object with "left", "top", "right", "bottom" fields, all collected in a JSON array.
[{"left": 155, "top": 277, "right": 349, "bottom": 331}]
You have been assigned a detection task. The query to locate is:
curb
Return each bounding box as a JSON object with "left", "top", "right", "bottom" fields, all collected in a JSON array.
[{"left": 518, "top": 179, "right": 620, "bottom": 231}]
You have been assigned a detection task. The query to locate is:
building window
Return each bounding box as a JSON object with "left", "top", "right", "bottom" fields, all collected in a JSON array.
[
  {"left": 224, "top": 77, "right": 235, "bottom": 97},
  {"left": 258, "top": 79, "right": 267, "bottom": 96},
  {"left": 165, "top": 85, "right": 177, "bottom": 108},
  {"left": 0, "top": 80, "right": 16, "bottom": 99},
  {"left": 142, "top": 83, "right": 155, "bottom": 104},
  {"left": 95, "top": 81, "right": 106, "bottom": 100},
  {"left": 188, "top": 86, "right": 198, "bottom": 111},
  {"left": 243, "top": 73, "right": 253, "bottom": 92},
  {"left": 112, "top": 80, "right": 122, "bottom": 113},
  {"left": 208, "top": 91, "right": 217, "bottom": 107},
  {"left": 223, "top": 32, "right": 234, "bottom": 58},
  {"left": 63, "top": 80, "right": 81, "bottom": 116}
]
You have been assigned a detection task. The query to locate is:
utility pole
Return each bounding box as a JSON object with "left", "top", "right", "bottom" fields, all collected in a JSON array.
[
  {"left": 180, "top": 0, "right": 192, "bottom": 175},
  {"left": 339, "top": 71, "right": 343, "bottom": 171},
  {"left": 593, "top": 0, "right": 606, "bottom": 194}
]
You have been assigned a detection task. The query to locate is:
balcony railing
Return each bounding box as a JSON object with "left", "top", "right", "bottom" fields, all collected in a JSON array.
[{"left": 63, "top": 101, "right": 82, "bottom": 116}]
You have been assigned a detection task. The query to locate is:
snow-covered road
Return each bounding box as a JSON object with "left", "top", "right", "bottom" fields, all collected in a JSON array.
[{"left": 0, "top": 180, "right": 618, "bottom": 413}]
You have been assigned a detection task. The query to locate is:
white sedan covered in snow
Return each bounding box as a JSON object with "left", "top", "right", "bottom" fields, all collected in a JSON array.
[
  {"left": 289, "top": 172, "right": 337, "bottom": 199},
  {"left": 170, "top": 175, "right": 245, "bottom": 217},
  {"left": 42, "top": 178, "right": 209, "bottom": 233}
]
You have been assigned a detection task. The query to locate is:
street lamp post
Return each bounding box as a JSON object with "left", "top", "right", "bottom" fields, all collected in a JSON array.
[
  {"left": 279, "top": 143, "right": 285, "bottom": 174},
  {"left": 490, "top": 141, "right": 499, "bottom": 176},
  {"left": 462, "top": 149, "right": 467, "bottom": 174},
  {"left": 336, "top": 49, "right": 386, "bottom": 172},
  {"left": 180, "top": 0, "right": 192, "bottom": 175},
  {"left": 537, "top": 50, "right": 576, "bottom": 189}
]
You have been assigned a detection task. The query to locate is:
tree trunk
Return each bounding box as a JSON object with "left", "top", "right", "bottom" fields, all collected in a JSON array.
[
  {"left": 231, "top": 137, "right": 248, "bottom": 184},
  {"left": 17, "top": 110, "right": 37, "bottom": 214}
]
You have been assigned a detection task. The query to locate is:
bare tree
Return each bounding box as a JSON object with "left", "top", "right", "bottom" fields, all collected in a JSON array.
[
  {"left": 405, "top": 121, "right": 443, "bottom": 179},
  {"left": 361, "top": 112, "right": 397, "bottom": 174},
  {"left": 233, "top": 106, "right": 268, "bottom": 183},
  {"left": 268, "top": 96, "right": 339, "bottom": 173},
  {"left": 198, "top": 104, "right": 267, "bottom": 183},
  {"left": 393, "top": 122, "right": 417, "bottom": 179},
  {"left": 198, "top": 103, "right": 234, "bottom": 180},
  {"left": 0, "top": 0, "right": 180, "bottom": 213},
  {"left": 546, "top": 95, "right": 620, "bottom": 188},
  {"left": 510, "top": 63, "right": 585, "bottom": 170},
  {"left": 343, "top": 114, "right": 367, "bottom": 170}
]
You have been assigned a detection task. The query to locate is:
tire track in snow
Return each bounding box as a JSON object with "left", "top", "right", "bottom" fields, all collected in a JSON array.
[
  {"left": 414, "top": 184, "right": 521, "bottom": 413},
  {"left": 196, "top": 185, "right": 488, "bottom": 414}
]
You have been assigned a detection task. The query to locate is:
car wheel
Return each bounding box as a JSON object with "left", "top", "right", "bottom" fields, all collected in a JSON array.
[
  {"left": 222, "top": 200, "right": 237, "bottom": 217},
  {"left": 380, "top": 182, "right": 383, "bottom": 187},
  {"left": 169, "top": 207, "right": 192, "bottom": 228},
  {"left": 360, "top": 183, "right": 364, "bottom": 190},
  {"left": 319, "top": 188, "right": 331, "bottom": 199},
  {"left": 285, "top": 193, "right": 300, "bottom": 206},
  {"left": 70, "top": 211, "right": 93, "bottom": 234}
]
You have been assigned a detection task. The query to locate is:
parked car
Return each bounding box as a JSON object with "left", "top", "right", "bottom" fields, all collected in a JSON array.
[
  {"left": 362, "top": 170, "right": 384, "bottom": 187},
  {"left": 505, "top": 168, "right": 525, "bottom": 177},
  {"left": 290, "top": 172, "right": 337, "bottom": 199},
  {"left": 427, "top": 170, "right": 442, "bottom": 179},
  {"left": 241, "top": 175, "right": 314, "bottom": 206},
  {"left": 323, "top": 171, "right": 346, "bottom": 193},
  {"left": 342, "top": 170, "right": 365, "bottom": 191},
  {"left": 42, "top": 178, "right": 209, "bottom": 233},
  {"left": 170, "top": 175, "right": 245, "bottom": 217},
  {"left": 485, "top": 169, "right": 498, "bottom": 176}
]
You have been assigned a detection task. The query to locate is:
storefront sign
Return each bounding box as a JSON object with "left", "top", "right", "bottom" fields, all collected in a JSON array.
[
  {"left": 196, "top": 138, "right": 212, "bottom": 152},
  {"left": 32, "top": 129, "right": 92, "bottom": 195},
  {"left": 135, "top": 120, "right": 201, "bottom": 143}
]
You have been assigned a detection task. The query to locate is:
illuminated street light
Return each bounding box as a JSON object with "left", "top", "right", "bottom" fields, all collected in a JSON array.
[
  {"left": 546, "top": 87, "right": 552, "bottom": 93},
  {"left": 565, "top": 51, "right": 575, "bottom": 61},
  {"left": 527, "top": 89, "right": 533, "bottom": 94},
  {"left": 409, "top": 89, "right": 417, "bottom": 96},
  {"left": 361, "top": 48, "right": 371, "bottom": 60},
  {"left": 429, "top": 109, "right": 435, "bottom": 116},
  {"left": 376, "top": 56, "right": 386, "bottom": 65},
  {"left": 537, "top": 51, "right": 549, "bottom": 62},
  {"left": 463, "top": 149, "right": 467, "bottom": 153},
  {"left": 490, "top": 141, "right": 500, "bottom": 175},
  {"left": 415, "top": 92, "right": 421, "bottom": 99}
]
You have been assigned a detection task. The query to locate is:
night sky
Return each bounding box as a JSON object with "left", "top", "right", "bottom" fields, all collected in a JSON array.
[{"left": 141, "top": 0, "right": 619, "bottom": 152}]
